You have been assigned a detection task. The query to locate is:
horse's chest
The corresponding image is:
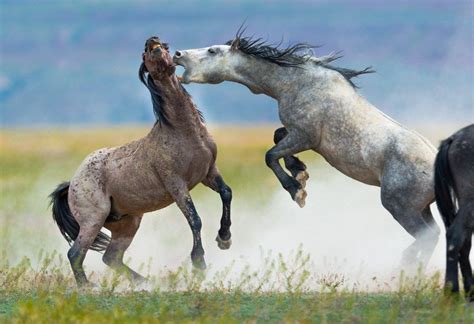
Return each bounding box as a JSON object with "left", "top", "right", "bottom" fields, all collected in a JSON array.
[{"left": 182, "top": 142, "right": 214, "bottom": 184}]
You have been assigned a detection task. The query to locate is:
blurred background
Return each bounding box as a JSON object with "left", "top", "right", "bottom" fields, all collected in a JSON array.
[
  {"left": 1, "top": 0, "right": 472, "bottom": 126},
  {"left": 0, "top": 0, "right": 473, "bottom": 288}
]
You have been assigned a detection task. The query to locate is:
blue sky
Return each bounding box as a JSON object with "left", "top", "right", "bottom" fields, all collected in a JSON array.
[{"left": 0, "top": 0, "right": 472, "bottom": 126}]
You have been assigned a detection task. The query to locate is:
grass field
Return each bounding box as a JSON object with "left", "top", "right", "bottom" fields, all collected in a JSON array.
[{"left": 1, "top": 126, "right": 473, "bottom": 322}]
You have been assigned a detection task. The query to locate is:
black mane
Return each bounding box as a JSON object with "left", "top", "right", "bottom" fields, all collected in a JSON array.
[
  {"left": 323, "top": 63, "right": 375, "bottom": 88},
  {"left": 139, "top": 62, "right": 171, "bottom": 126},
  {"left": 226, "top": 27, "right": 315, "bottom": 67},
  {"left": 226, "top": 27, "right": 375, "bottom": 87},
  {"left": 139, "top": 63, "right": 204, "bottom": 126}
]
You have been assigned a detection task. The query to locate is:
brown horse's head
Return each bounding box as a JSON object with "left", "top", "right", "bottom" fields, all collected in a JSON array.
[{"left": 141, "top": 36, "right": 176, "bottom": 78}]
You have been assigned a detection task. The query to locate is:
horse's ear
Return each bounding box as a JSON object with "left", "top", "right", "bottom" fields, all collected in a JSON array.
[{"left": 230, "top": 38, "right": 240, "bottom": 51}]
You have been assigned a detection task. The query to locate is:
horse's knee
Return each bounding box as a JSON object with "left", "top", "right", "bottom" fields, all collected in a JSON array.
[
  {"left": 265, "top": 150, "right": 276, "bottom": 167},
  {"left": 446, "top": 227, "right": 465, "bottom": 256},
  {"left": 431, "top": 223, "right": 441, "bottom": 236},
  {"left": 67, "top": 245, "right": 84, "bottom": 269},
  {"left": 102, "top": 250, "right": 121, "bottom": 267},
  {"left": 220, "top": 185, "right": 232, "bottom": 204},
  {"left": 273, "top": 127, "right": 288, "bottom": 144},
  {"left": 265, "top": 150, "right": 283, "bottom": 168},
  {"left": 67, "top": 246, "right": 79, "bottom": 262}
]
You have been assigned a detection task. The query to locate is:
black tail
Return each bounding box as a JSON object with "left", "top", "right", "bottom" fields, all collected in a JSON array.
[
  {"left": 434, "top": 138, "right": 456, "bottom": 228},
  {"left": 49, "top": 182, "right": 111, "bottom": 252}
]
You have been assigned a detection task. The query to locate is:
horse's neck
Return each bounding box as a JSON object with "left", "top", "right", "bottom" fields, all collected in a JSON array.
[
  {"left": 228, "top": 58, "right": 358, "bottom": 102},
  {"left": 151, "top": 76, "right": 203, "bottom": 128},
  {"left": 228, "top": 58, "right": 295, "bottom": 100}
]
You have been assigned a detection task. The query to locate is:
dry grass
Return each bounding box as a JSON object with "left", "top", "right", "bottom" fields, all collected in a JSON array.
[{"left": 1, "top": 126, "right": 473, "bottom": 322}]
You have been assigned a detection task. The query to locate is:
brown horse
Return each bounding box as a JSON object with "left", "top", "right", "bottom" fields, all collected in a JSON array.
[{"left": 50, "top": 37, "right": 233, "bottom": 287}]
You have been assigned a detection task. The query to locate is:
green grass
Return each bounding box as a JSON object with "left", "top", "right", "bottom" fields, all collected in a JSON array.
[
  {"left": 1, "top": 252, "right": 472, "bottom": 322},
  {"left": 4, "top": 291, "right": 471, "bottom": 323},
  {"left": 1, "top": 127, "right": 473, "bottom": 322},
  {"left": 1, "top": 249, "right": 473, "bottom": 322}
]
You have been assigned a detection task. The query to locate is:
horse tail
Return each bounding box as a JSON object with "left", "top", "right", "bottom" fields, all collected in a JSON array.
[
  {"left": 434, "top": 138, "right": 456, "bottom": 227},
  {"left": 49, "top": 182, "right": 111, "bottom": 252}
]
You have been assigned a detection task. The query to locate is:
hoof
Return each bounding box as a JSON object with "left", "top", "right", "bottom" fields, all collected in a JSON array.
[
  {"left": 78, "top": 282, "right": 100, "bottom": 293},
  {"left": 216, "top": 235, "right": 232, "bottom": 250},
  {"left": 294, "top": 188, "right": 307, "bottom": 208},
  {"left": 295, "top": 170, "right": 309, "bottom": 188},
  {"left": 131, "top": 278, "right": 152, "bottom": 291},
  {"left": 131, "top": 274, "right": 148, "bottom": 286},
  {"left": 192, "top": 256, "right": 207, "bottom": 270}
]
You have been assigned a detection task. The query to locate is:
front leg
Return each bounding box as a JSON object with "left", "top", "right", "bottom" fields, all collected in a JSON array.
[
  {"left": 273, "top": 127, "right": 309, "bottom": 188},
  {"left": 168, "top": 182, "right": 206, "bottom": 270},
  {"left": 265, "top": 130, "right": 311, "bottom": 207},
  {"left": 202, "top": 165, "right": 232, "bottom": 250}
]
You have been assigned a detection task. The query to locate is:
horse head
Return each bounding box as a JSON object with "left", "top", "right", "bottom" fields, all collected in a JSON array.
[{"left": 141, "top": 36, "right": 176, "bottom": 79}]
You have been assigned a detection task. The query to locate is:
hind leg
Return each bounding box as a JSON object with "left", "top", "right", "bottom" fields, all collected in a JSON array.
[
  {"left": 68, "top": 222, "right": 107, "bottom": 287},
  {"left": 67, "top": 176, "right": 111, "bottom": 287},
  {"left": 422, "top": 205, "right": 441, "bottom": 236},
  {"left": 459, "top": 235, "right": 473, "bottom": 300},
  {"left": 273, "top": 127, "right": 309, "bottom": 188},
  {"left": 398, "top": 210, "right": 438, "bottom": 269},
  {"left": 445, "top": 206, "right": 473, "bottom": 295},
  {"left": 103, "top": 215, "right": 145, "bottom": 283},
  {"left": 381, "top": 189, "right": 439, "bottom": 270}
]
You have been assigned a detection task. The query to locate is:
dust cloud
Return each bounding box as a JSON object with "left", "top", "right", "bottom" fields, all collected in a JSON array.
[
  {"left": 15, "top": 123, "right": 470, "bottom": 291},
  {"left": 98, "top": 124, "right": 468, "bottom": 290}
]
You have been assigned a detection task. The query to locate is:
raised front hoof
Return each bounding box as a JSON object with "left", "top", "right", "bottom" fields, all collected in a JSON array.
[
  {"left": 191, "top": 256, "right": 207, "bottom": 271},
  {"left": 293, "top": 188, "right": 307, "bottom": 208},
  {"left": 295, "top": 170, "right": 309, "bottom": 188},
  {"left": 216, "top": 235, "right": 232, "bottom": 250}
]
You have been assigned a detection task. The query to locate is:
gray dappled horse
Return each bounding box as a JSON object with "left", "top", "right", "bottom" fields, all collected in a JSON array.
[
  {"left": 173, "top": 29, "right": 440, "bottom": 267},
  {"left": 435, "top": 124, "right": 474, "bottom": 300},
  {"left": 50, "top": 37, "right": 232, "bottom": 287}
]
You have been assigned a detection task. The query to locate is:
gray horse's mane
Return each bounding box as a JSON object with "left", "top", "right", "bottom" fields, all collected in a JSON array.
[{"left": 226, "top": 28, "right": 375, "bottom": 88}]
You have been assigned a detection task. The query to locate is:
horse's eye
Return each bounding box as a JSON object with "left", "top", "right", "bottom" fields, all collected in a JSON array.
[{"left": 208, "top": 48, "right": 216, "bottom": 54}]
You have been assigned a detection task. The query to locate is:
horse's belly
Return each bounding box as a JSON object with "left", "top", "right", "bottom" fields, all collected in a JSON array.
[
  {"left": 108, "top": 176, "right": 174, "bottom": 215},
  {"left": 316, "top": 147, "right": 382, "bottom": 186}
]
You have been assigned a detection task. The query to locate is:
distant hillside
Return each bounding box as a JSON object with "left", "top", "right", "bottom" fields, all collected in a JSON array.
[{"left": 1, "top": 0, "right": 472, "bottom": 126}]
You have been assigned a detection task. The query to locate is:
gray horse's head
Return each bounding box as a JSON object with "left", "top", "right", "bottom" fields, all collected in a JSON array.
[
  {"left": 173, "top": 42, "right": 240, "bottom": 84},
  {"left": 173, "top": 29, "right": 315, "bottom": 84}
]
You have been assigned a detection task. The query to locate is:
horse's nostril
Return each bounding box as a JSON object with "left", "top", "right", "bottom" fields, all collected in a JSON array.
[{"left": 175, "top": 51, "right": 182, "bottom": 57}]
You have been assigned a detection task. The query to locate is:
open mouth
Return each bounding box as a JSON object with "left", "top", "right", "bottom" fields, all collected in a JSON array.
[
  {"left": 172, "top": 56, "right": 189, "bottom": 83},
  {"left": 150, "top": 43, "right": 161, "bottom": 51}
]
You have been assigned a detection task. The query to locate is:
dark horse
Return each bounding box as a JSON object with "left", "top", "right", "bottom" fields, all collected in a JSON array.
[
  {"left": 50, "top": 37, "right": 233, "bottom": 287},
  {"left": 435, "top": 124, "right": 474, "bottom": 300}
]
